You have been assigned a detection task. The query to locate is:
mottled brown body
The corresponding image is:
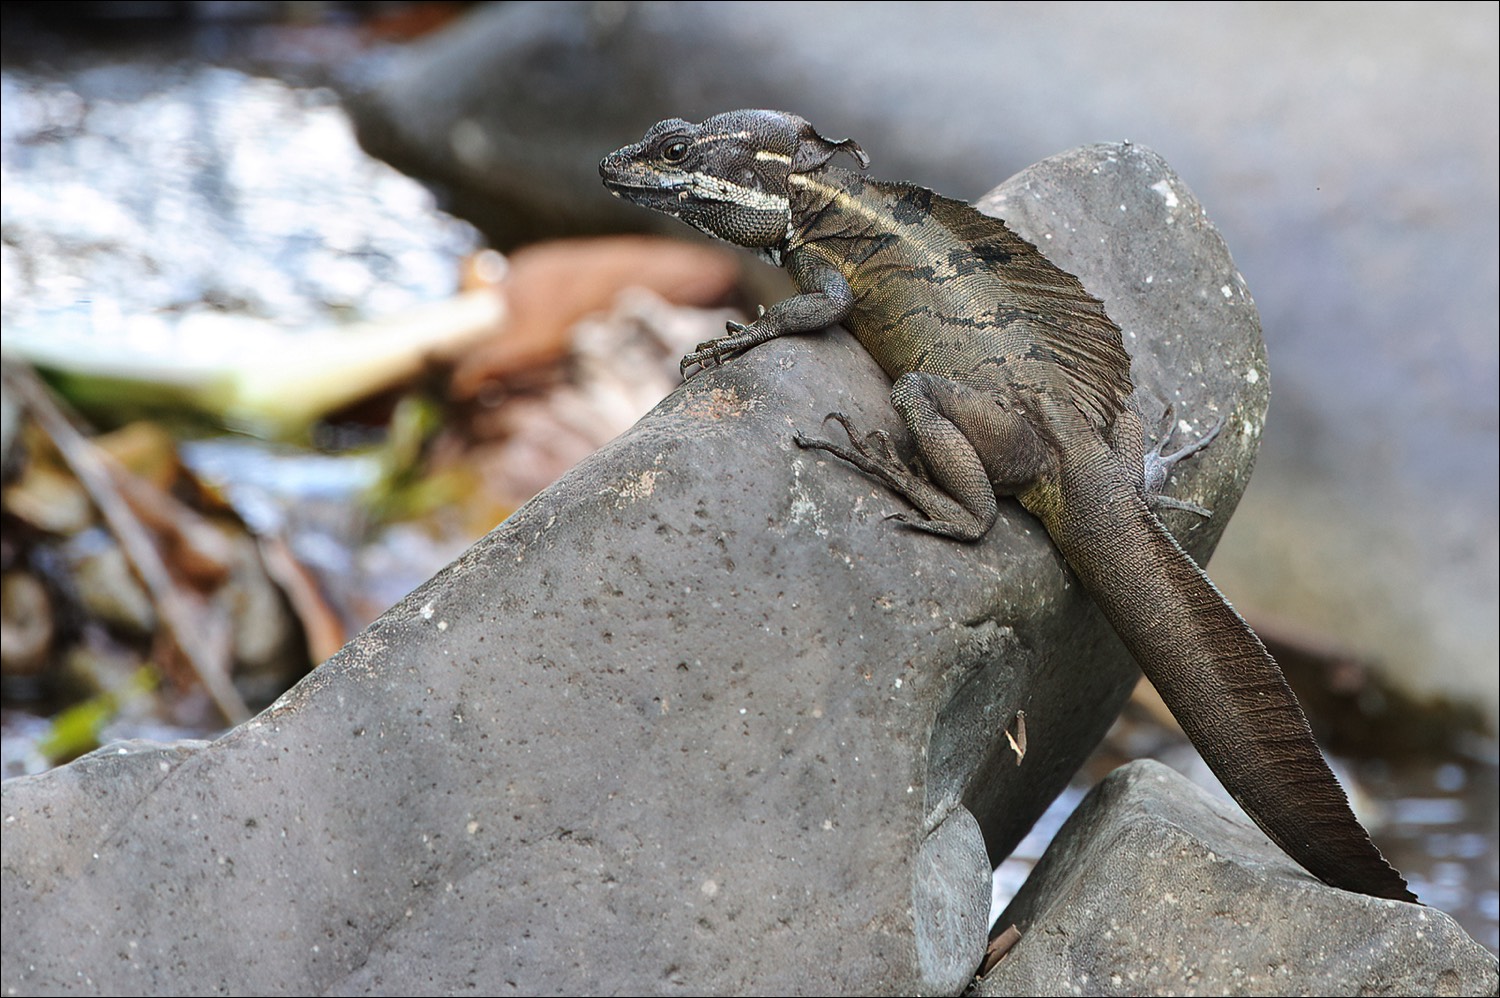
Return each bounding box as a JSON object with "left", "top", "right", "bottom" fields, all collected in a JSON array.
[{"left": 600, "top": 110, "right": 1414, "bottom": 902}]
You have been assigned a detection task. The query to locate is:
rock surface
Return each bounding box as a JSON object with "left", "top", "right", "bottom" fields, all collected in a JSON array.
[
  {"left": 346, "top": 1, "right": 1498, "bottom": 730},
  {"left": 2, "top": 145, "right": 1261, "bottom": 995},
  {"left": 979, "top": 760, "right": 1500, "bottom": 997}
]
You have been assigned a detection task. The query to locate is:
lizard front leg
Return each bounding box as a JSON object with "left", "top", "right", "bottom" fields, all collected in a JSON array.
[{"left": 681, "top": 252, "right": 855, "bottom": 377}]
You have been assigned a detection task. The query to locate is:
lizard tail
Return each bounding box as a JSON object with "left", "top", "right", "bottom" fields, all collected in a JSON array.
[{"left": 1034, "top": 456, "right": 1416, "bottom": 903}]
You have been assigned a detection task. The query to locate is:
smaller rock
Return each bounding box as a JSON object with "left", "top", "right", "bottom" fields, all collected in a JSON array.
[{"left": 979, "top": 759, "right": 1498, "bottom": 997}]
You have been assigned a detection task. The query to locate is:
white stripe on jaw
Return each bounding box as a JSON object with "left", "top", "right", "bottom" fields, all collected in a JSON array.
[{"left": 675, "top": 172, "right": 789, "bottom": 214}]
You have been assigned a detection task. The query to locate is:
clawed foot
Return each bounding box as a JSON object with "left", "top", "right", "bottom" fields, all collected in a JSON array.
[
  {"left": 679, "top": 307, "right": 767, "bottom": 378},
  {"left": 1144, "top": 405, "right": 1226, "bottom": 519}
]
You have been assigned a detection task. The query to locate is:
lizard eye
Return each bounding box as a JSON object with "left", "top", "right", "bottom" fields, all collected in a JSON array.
[{"left": 661, "top": 139, "right": 690, "bottom": 164}]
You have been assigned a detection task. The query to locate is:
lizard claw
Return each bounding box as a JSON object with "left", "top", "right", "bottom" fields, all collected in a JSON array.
[
  {"left": 862, "top": 429, "right": 898, "bottom": 463},
  {"left": 679, "top": 351, "right": 714, "bottom": 378},
  {"left": 723, "top": 305, "right": 766, "bottom": 337},
  {"left": 795, "top": 413, "right": 854, "bottom": 454},
  {"left": 679, "top": 339, "right": 732, "bottom": 378},
  {"left": 819, "top": 411, "right": 859, "bottom": 439}
]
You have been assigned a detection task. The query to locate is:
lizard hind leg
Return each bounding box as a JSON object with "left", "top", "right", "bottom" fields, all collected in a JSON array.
[
  {"left": 795, "top": 412, "right": 991, "bottom": 541},
  {"left": 796, "top": 371, "right": 1050, "bottom": 543}
]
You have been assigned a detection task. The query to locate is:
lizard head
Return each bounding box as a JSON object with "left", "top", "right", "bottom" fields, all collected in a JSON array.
[{"left": 599, "top": 109, "right": 868, "bottom": 250}]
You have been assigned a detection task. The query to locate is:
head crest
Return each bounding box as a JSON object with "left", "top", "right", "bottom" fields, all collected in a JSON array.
[{"left": 699, "top": 110, "right": 869, "bottom": 173}]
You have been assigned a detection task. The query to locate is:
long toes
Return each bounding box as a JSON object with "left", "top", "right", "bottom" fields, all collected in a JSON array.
[
  {"left": 793, "top": 432, "right": 826, "bottom": 450},
  {"left": 1200, "top": 416, "right": 1226, "bottom": 447},
  {"left": 1149, "top": 493, "right": 1214, "bottom": 519}
]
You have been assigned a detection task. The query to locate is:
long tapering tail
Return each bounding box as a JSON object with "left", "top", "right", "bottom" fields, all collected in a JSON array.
[{"left": 1034, "top": 450, "right": 1415, "bottom": 903}]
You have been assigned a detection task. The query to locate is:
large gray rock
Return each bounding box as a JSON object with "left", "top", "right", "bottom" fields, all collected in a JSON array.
[
  {"left": 346, "top": 1, "right": 1498, "bottom": 731},
  {"left": 979, "top": 760, "right": 1500, "bottom": 997},
  {"left": 2, "top": 145, "right": 1261, "bottom": 995}
]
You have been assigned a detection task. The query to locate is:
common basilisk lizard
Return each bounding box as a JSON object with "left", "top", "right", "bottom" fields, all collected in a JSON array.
[{"left": 599, "top": 109, "right": 1414, "bottom": 903}]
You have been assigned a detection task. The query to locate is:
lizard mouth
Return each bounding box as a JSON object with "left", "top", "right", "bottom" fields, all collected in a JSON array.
[
  {"left": 599, "top": 176, "right": 648, "bottom": 196},
  {"left": 599, "top": 172, "right": 685, "bottom": 214}
]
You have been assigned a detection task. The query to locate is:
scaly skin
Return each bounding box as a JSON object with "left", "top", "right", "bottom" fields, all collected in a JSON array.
[{"left": 600, "top": 109, "right": 1414, "bottom": 902}]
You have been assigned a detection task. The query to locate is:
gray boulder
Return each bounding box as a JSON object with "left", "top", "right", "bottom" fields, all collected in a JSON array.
[
  {"left": 979, "top": 760, "right": 1500, "bottom": 997},
  {"left": 2, "top": 145, "right": 1260, "bottom": 995}
]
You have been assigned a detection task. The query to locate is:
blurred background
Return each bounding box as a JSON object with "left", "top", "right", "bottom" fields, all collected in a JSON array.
[{"left": 1, "top": 1, "right": 1494, "bottom": 949}]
